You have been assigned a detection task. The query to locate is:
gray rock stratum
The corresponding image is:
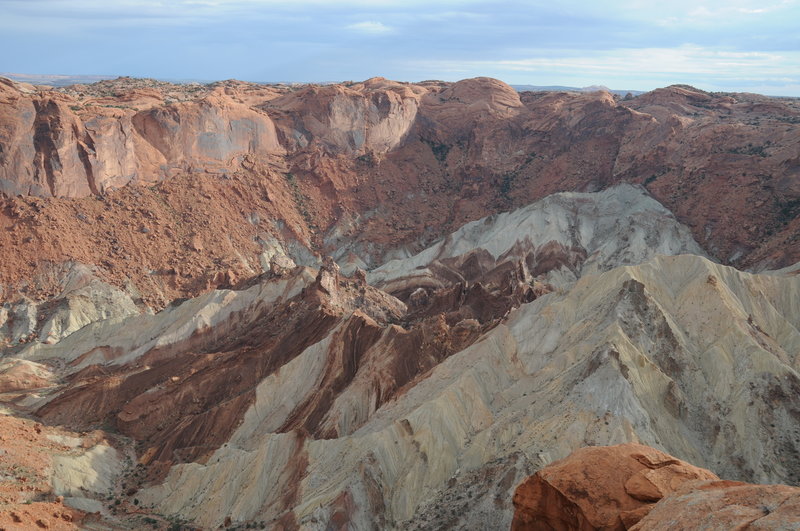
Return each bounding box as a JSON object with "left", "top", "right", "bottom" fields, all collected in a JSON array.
[{"left": 1, "top": 185, "right": 799, "bottom": 529}]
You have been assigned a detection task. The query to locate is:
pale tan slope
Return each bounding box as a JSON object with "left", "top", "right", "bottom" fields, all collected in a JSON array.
[
  {"left": 1, "top": 262, "right": 140, "bottom": 347},
  {"left": 138, "top": 254, "right": 800, "bottom": 529},
  {"left": 368, "top": 184, "right": 706, "bottom": 294},
  {"left": 0, "top": 411, "right": 124, "bottom": 527},
  {"left": 14, "top": 267, "right": 315, "bottom": 370}
]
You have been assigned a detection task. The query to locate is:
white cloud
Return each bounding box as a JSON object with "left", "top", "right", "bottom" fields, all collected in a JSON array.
[
  {"left": 346, "top": 21, "right": 393, "bottom": 35},
  {"left": 406, "top": 44, "right": 800, "bottom": 95},
  {"left": 414, "top": 45, "right": 799, "bottom": 77},
  {"left": 620, "top": 0, "right": 798, "bottom": 27}
]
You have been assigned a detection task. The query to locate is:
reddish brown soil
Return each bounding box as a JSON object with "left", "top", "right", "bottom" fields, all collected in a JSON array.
[
  {"left": 0, "top": 414, "right": 87, "bottom": 529},
  {"left": 0, "top": 168, "right": 304, "bottom": 308}
]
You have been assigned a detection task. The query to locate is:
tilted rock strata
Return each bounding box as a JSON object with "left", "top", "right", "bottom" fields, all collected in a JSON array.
[
  {"left": 132, "top": 253, "right": 800, "bottom": 529},
  {"left": 14, "top": 246, "right": 535, "bottom": 499},
  {"left": 10, "top": 250, "right": 792, "bottom": 529},
  {"left": 1, "top": 173, "right": 799, "bottom": 529},
  {"left": 368, "top": 184, "right": 706, "bottom": 295}
]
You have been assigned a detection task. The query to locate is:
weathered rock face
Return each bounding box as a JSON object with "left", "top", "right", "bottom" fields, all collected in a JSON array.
[
  {"left": 2, "top": 74, "right": 800, "bottom": 528},
  {"left": 0, "top": 80, "right": 94, "bottom": 197},
  {"left": 511, "top": 443, "right": 719, "bottom": 530},
  {"left": 630, "top": 480, "right": 800, "bottom": 530},
  {"left": 0, "top": 413, "right": 123, "bottom": 530},
  {"left": 1, "top": 76, "right": 799, "bottom": 311},
  {"left": 0, "top": 81, "right": 284, "bottom": 197},
  {"left": 0, "top": 262, "right": 139, "bottom": 347},
  {"left": 130, "top": 91, "right": 284, "bottom": 180},
  {"left": 265, "top": 77, "right": 425, "bottom": 155},
  {"left": 2, "top": 182, "right": 799, "bottom": 529},
  {"left": 512, "top": 444, "right": 800, "bottom": 531}
]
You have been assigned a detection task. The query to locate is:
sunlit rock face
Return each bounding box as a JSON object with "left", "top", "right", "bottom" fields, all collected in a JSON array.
[
  {"left": 2, "top": 182, "right": 798, "bottom": 528},
  {"left": 511, "top": 443, "right": 800, "bottom": 531},
  {"left": 2, "top": 76, "right": 799, "bottom": 292},
  {"left": 2, "top": 76, "right": 800, "bottom": 529}
]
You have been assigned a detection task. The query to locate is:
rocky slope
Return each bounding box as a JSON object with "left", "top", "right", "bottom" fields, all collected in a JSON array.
[
  {"left": 0, "top": 410, "right": 125, "bottom": 530},
  {"left": 512, "top": 443, "right": 800, "bottom": 530},
  {"left": 1, "top": 76, "right": 800, "bottom": 312},
  {"left": 2, "top": 75, "right": 800, "bottom": 529},
  {"left": 1, "top": 183, "right": 799, "bottom": 529}
]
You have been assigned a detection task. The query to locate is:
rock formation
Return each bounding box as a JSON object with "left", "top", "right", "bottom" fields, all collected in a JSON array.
[
  {"left": 2, "top": 76, "right": 800, "bottom": 311},
  {"left": 512, "top": 443, "right": 800, "bottom": 531},
  {"left": 0, "top": 182, "right": 797, "bottom": 527},
  {"left": 1, "top": 76, "right": 800, "bottom": 529},
  {"left": 631, "top": 480, "right": 800, "bottom": 530},
  {"left": 511, "top": 443, "right": 719, "bottom": 530}
]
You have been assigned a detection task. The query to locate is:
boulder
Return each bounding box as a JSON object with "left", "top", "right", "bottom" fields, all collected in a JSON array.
[
  {"left": 630, "top": 480, "right": 800, "bottom": 530},
  {"left": 511, "top": 443, "right": 718, "bottom": 530}
]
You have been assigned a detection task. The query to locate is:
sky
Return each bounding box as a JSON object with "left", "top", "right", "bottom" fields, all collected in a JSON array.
[{"left": 1, "top": 0, "right": 799, "bottom": 96}]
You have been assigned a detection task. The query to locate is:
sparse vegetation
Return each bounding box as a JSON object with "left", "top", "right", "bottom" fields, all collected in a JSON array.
[
  {"left": 524, "top": 152, "right": 540, "bottom": 165},
  {"left": 727, "top": 143, "right": 768, "bottom": 157},
  {"left": 777, "top": 198, "right": 800, "bottom": 224},
  {"left": 422, "top": 138, "right": 451, "bottom": 163},
  {"left": 284, "top": 173, "right": 316, "bottom": 230},
  {"left": 356, "top": 152, "right": 375, "bottom": 166},
  {"left": 500, "top": 172, "right": 517, "bottom": 201}
]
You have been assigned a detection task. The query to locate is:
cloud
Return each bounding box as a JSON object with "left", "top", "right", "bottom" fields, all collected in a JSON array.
[
  {"left": 414, "top": 44, "right": 797, "bottom": 75},
  {"left": 405, "top": 44, "right": 800, "bottom": 94},
  {"left": 1, "top": 0, "right": 797, "bottom": 95},
  {"left": 345, "top": 21, "right": 393, "bottom": 35}
]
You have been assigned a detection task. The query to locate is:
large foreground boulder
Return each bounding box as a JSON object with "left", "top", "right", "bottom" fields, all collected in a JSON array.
[
  {"left": 511, "top": 443, "right": 719, "bottom": 530},
  {"left": 512, "top": 443, "right": 800, "bottom": 530},
  {"left": 630, "top": 480, "right": 800, "bottom": 530}
]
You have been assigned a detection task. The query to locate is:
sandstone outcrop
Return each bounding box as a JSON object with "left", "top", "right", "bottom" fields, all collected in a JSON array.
[
  {"left": 631, "top": 480, "right": 800, "bottom": 530},
  {"left": 511, "top": 443, "right": 800, "bottom": 531},
  {"left": 264, "top": 76, "right": 425, "bottom": 155},
  {"left": 511, "top": 443, "right": 718, "bottom": 530},
  {"left": 2, "top": 76, "right": 799, "bottom": 312},
  {"left": 0, "top": 76, "right": 284, "bottom": 197}
]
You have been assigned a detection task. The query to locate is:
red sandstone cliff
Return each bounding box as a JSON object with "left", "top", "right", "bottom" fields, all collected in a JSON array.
[{"left": 1, "top": 76, "right": 799, "bottom": 309}]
